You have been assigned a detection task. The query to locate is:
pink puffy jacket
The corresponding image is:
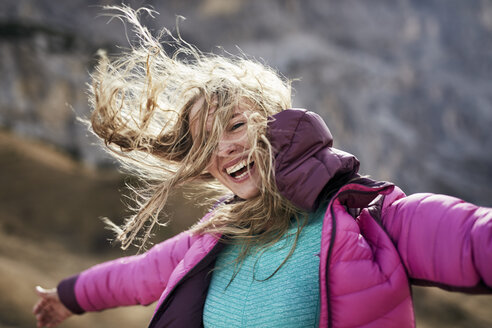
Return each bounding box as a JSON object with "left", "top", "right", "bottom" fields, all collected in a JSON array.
[{"left": 58, "top": 109, "right": 492, "bottom": 327}]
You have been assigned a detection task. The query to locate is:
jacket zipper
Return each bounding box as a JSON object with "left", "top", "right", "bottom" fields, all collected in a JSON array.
[
  {"left": 147, "top": 240, "right": 222, "bottom": 327},
  {"left": 324, "top": 184, "right": 392, "bottom": 328},
  {"left": 325, "top": 200, "right": 337, "bottom": 328}
]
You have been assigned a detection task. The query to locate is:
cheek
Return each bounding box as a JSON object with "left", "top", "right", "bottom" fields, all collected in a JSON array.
[{"left": 206, "top": 155, "right": 221, "bottom": 179}]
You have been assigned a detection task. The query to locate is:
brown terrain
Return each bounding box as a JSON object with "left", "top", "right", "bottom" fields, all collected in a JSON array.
[
  {"left": 0, "top": 130, "right": 491, "bottom": 327},
  {"left": 1, "top": 1, "right": 491, "bottom": 327}
]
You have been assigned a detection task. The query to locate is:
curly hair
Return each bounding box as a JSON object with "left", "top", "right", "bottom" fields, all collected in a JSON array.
[{"left": 88, "top": 6, "right": 304, "bottom": 263}]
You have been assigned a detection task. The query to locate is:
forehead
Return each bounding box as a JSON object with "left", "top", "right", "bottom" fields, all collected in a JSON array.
[
  {"left": 188, "top": 97, "right": 213, "bottom": 139},
  {"left": 189, "top": 97, "right": 211, "bottom": 122}
]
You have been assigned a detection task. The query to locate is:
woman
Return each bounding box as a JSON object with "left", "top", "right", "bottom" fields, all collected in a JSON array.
[{"left": 33, "top": 6, "right": 492, "bottom": 328}]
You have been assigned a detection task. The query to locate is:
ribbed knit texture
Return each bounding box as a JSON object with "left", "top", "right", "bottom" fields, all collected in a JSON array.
[{"left": 203, "top": 204, "right": 326, "bottom": 328}]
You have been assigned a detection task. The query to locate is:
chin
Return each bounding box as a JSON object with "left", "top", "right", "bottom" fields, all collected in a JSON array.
[{"left": 236, "top": 189, "right": 260, "bottom": 200}]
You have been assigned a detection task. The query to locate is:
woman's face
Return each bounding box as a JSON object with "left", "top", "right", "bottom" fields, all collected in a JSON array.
[{"left": 189, "top": 98, "right": 261, "bottom": 199}]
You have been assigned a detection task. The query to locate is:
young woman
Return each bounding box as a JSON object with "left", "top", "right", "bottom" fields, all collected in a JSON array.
[{"left": 33, "top": 7, "right": 492, "bottom": 328}]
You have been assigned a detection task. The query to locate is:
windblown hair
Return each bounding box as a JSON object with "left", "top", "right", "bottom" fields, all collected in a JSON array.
[{"left": 89, "top": 6, "right": 303, "bottom": 260}]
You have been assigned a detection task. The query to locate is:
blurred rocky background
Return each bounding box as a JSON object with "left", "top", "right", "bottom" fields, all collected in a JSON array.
[{"left": 0, "top": 0, "right": 491, "bottom": 327}]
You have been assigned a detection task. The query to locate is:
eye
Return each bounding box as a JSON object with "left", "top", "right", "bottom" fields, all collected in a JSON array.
[{"left": 230, "top": 122, "right": 245, "bottom": 131}]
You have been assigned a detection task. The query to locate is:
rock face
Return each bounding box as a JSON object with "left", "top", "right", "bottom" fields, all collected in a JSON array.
[{"left": 1, "top": 0, "right": 491, "bottom": 204}]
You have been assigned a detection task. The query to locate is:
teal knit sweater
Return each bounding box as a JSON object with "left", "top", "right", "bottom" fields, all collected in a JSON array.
[{"left": 203, "top": 205, "right": 325, "bottom": 327}]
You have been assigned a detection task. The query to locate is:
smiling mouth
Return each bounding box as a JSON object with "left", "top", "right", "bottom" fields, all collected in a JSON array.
[{"left": 226, "top": 159, "right": 255, "bottom": 179}]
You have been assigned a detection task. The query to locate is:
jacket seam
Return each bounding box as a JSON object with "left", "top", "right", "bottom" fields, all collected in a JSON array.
[
  {"left": 355, "top": 294, "right": 412, "bottom": 328},
  {"left": 332, "top": 262, "right": 403, "bottom": 296}
]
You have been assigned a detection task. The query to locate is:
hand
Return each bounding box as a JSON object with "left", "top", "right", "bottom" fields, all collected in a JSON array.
[{"left": 33, "top": 286, "right": 73, "bottom": 328}]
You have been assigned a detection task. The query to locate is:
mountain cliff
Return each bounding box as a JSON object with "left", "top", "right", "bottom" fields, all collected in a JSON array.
[{"left": 1, "top": 0, "right": 491, "bottom": 203}]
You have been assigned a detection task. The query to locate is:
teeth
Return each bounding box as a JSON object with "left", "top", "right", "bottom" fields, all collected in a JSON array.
[
  {"left": 235, "top": 170, "right": 249, "bottom": 179},
  {"left": 226, "top": 159, "right": 249, "bottom": 175}
]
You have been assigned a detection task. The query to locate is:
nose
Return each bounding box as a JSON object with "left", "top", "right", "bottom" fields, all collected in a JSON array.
[{"left": 217, "top": 134, "right": 239, "bottom": 156}]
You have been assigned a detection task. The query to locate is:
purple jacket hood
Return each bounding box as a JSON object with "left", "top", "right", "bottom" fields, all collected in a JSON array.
[{"left": 268, "top": 109, "right": 360, "bottom": 211}]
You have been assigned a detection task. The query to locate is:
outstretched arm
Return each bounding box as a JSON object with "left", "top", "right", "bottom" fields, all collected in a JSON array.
[
  {"left": 381, "top": 190, "right": 492, "bottom": 292},
  {"left": 50, "top": 230, "right": 194, "bottom": 315}
]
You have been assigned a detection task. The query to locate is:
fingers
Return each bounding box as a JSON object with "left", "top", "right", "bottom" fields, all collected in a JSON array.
[
  {"left": 33, "top": 286, "right": 55, "bottom": 317},
  {"left": 33, "top": 297, "right": 50, "bottom": 326},
  {"left": 33, "top": 294, "right": 50, "bottom": 315},
  {"left": 33, "top": 286, "right": 67, "bottom": 328},
  {"left": 34, "top": 301, "right": 65, "bottom": 328}
]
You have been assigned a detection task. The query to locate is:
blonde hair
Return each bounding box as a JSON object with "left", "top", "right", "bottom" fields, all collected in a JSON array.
[{"left": 89, "top": 6, "right": 303, "bottom": 260}]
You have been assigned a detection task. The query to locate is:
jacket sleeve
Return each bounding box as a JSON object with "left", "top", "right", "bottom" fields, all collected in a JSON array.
[
  {"left": 380, "top": 190, "right": 492, "bottom": 293},
  {"left": 57, "top": 230, "right": 195, "bottom": 314}
]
